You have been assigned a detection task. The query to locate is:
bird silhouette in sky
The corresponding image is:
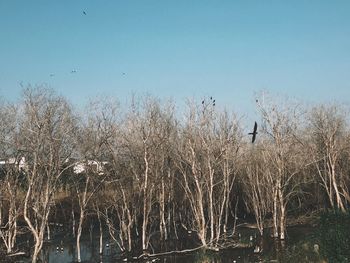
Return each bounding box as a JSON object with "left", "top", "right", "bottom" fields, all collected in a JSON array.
[
  {"left": 49, "top": 74, "right": 55, "bottom": 77},
  {"left": 248, "top": 122, "right": 258, "bottom": 143},
  {"left": 83, "top": 11, "right": 87, "bottom": 15},
  {"left": 209, "top": 96, "right": 215, "bottom": 106},
  {"left": 71, "top": 70, "right": 77, "bottom": 73}
]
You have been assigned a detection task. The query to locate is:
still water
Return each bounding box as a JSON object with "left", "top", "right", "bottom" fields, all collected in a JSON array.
[{"left": 37, "top": 226, "right": 313, "bottom": 263}]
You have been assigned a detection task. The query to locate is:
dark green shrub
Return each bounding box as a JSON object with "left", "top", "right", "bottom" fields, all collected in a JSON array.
[
  {"left": 318, "top": 209, "right": 350, "bottom": 263},
  {"left": 278, "top": 238, "right": 323, "bottom": 263}
]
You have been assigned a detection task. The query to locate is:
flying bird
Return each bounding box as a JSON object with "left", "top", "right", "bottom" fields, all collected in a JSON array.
[
  {"left": 50, "top": 74, "right": 55, "bottom": 77},
  {"left": 248, "top": 121, "right": 258, "bottom": 143},
  {"left": 71, "top": 70, "right": 77, "bottom": 73},
  {"left": 83, "top": 11, "right": 87, "bottom": 15}
]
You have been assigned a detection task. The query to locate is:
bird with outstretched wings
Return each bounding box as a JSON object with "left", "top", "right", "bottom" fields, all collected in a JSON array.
[{"left": 248, "top": 121, "right": 258, "bottom": 143}]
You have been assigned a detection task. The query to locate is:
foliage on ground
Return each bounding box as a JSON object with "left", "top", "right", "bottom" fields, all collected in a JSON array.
[
  {"left": 318, "top": 210, "right": 350, "bottom": 263},
  {"left": 279, "top": 240, "right": 324, "bottom": 263},
  {"left": 279, "top": 210, "right": 350, "bottom": 263}
]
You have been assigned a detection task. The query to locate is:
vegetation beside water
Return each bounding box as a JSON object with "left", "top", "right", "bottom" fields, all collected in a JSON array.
[
  {"left": 318, "top": 210, "right": 350, "bottom": 263},
  {"left": 278, "top": 210, "right": 350, "bottom": 263}
]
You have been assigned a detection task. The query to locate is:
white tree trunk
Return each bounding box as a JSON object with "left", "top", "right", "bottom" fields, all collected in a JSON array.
[
  {"left": 272, "top": 187, "right": 279, "bottom": 238},
  {"left": 76, "top": 209, "right": 84, "bottom": 262}
]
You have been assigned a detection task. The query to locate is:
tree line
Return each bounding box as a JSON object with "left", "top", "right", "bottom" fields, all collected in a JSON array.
[{"left": 0, "top": 87, "right": 349, "bottom": 262}]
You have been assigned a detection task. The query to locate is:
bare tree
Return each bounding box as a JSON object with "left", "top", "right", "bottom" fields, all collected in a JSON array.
[
  {"left": 123, "top": 96, "right": 175, "bottom": 253},
  {"left": 0, "top": 103, "right": 22, "bottom": 254},
  {"left": 18, "top": 87, "right": 76, "bottom": 263},
  {"left": 307, "top": 104, "right": 349, "bottom": 211},
  {"left": 176, "top": 100, "right": 241, "bottom": 247},
  {"left": 212, "top": 110, "right": 241, "bottom": 244},
  {"left": 242, "top": 142, "right": 272, "bottom": 236},
  {"left": 176, "top": 101, "right": 209, "bottom": 246},
  {"left": 73, "top": 98, "right": 118, "bottom": 262},
  {"left": 257, "top": 94, "right": 306, "bottom": 239}
]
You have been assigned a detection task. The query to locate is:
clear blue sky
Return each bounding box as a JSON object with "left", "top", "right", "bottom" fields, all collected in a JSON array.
[{"left": 1, "top": 1, "right": 349, "bottom": 119}]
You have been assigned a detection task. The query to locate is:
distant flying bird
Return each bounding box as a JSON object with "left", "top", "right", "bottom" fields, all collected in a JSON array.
[
  {"left": 50, "top": 74, "right": 55, "bottom": 77},
  {"left": 202, "top": 100, "right": 204, "bottom": 104},
  {"left": 71, "top": 70, "right": 77, "bottom": 73},
  {"left": 248, "top": 122, "right": 258, "bottom": 143},
  {"left": 83, "top": 11, "right": 87, "bottom": 15},
  {"left": 122, "top": 72, "right": 126, "bottom": 75}
]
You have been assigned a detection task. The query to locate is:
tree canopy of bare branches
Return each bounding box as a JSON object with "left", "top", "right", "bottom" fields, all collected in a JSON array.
[{"left": 0, "top": 89, "right": 349, "bottom": 262}]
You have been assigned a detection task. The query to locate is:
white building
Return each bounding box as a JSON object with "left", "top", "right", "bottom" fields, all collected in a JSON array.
[
  {"left": 73, "top": 160, "right": 107, "bottom": 175},
  {"left": 0, "top": 157, "right": 27, "bottom": 170}
]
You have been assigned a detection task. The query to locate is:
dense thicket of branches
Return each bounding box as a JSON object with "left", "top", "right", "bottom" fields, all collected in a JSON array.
[{"left": 0, "top": 88, "right": 349, "bottom": 262}]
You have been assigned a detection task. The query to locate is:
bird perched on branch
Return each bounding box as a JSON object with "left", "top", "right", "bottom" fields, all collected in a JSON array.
[{"left": 248, "top": 122, "right": 258, "bottom": 143}]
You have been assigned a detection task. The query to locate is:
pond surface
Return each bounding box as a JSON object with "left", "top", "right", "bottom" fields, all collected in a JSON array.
[{"left": 34, "top": 225, "right": 314, "bottom": 263}]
